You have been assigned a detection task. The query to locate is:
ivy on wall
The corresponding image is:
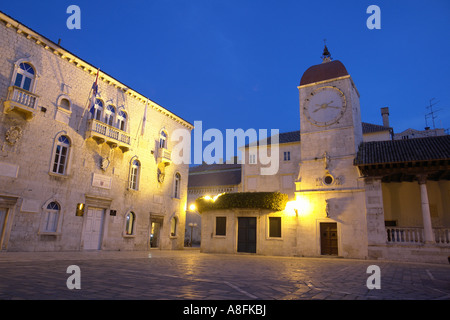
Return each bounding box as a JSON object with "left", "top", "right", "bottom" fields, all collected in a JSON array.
[{"left": 195, "top": 192, "right": 288, "bottom": 213}]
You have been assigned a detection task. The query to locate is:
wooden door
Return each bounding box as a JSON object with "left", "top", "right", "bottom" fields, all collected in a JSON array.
[
  {"left": 82, "top": 208, "right": 104, "bottom": 250},
  {"left": 237, "top": 217, "right": 256, "bottom": 253},
  {"left": 320, "top": 222, "right": 338, "bottom": 255}
]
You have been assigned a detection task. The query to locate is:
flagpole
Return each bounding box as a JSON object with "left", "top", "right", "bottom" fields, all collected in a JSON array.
[
  {"left": 77, "top": 68, "right": 100, "bottom": 132},
  {"left": 141, "top": 99, "right": 148, "bottom": 136}
]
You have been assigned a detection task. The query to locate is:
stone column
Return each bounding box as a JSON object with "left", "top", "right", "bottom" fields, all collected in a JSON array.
[{"left": 417, "top": 175, "right": 434, "bottom": 244}]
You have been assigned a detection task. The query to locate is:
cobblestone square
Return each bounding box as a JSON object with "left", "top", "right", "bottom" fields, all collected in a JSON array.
[{"left": 0, "top": 249, "right": 449, "bottom": 301}]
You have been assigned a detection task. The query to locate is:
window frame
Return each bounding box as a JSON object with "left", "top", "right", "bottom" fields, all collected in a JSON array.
[
  {"left": 104, "top": 104, "right": 116, "bottom": 126},
  {"left": 173, "top": 172, "right": 181, "bottom": 199},
  {"left": 159, "top": 130, "right": 168, "bottom": 149},
  {"left": 268, "top": 216, "right": 282, "bottom": 239},
  {"left": 90, "top": 98, "right": 104, "bottom": 121},
  {"left": 56, "top": 94, "right": 72, "bottom": 113},
  {"left": 39, "top": 200, "right": 62, "bottom": 235},
  {"left": 12, "top": 62, "right": 36, "bottom": 92},
  {"left": 215, "top": 216, "right": 227, "bottom": 236},
  {"left": 129, "top": 159, "right": 141, "bottom": 191},
  {"left": 117, "top": 109, "right": 127, "bottom": 132},
  {"left": 50, "top": 134, "right": 71, "bottom": 176}
]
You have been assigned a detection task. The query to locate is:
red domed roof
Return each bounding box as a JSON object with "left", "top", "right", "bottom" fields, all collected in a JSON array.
[{"left": 300, "top": 60, "right": 349, "bottom": 86}]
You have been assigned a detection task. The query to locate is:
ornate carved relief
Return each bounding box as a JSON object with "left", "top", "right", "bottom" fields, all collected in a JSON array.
[{"left": 5, "top": 126, "right": 23, "bottom": 145}]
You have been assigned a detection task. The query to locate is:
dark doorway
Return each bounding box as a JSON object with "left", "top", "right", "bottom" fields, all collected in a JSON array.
[
  {"left": 320, "top": 222, "right": 338, "bottom": 255},
  {"left": 150, "top": 221, "right": 161, "bottom": 248},
  {"left": 237, "top": 217, "right": 256, "bottom": 253}
]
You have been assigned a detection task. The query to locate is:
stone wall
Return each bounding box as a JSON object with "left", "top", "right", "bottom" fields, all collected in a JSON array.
[{"left": 0, "top": 13, "right": 192, "bottom": 252}]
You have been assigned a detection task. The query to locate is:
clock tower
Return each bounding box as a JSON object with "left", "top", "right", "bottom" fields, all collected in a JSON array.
[{"left": 295, "top": 46, "right": 368, "bottom": 259}]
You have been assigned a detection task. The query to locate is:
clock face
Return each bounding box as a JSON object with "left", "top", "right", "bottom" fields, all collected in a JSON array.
[{"left": 304, "top": 86, "right": 347, "bottom": 126}]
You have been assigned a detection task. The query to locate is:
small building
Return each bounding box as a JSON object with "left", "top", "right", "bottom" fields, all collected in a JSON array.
[
  {"left": 186, "top": 159, "right": 241, "bottom": 245},
  {"left": 394, "top": 127, "right": 446, "bottom": 140}
]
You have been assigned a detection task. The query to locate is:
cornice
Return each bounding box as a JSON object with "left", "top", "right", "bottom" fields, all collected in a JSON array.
[{"left": 0, "top": 11, "right": 194, "bottom": 130}]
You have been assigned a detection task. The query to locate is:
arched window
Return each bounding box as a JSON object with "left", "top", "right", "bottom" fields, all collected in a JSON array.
[
  {"left": 104, "top": 105, "right": 115, "bottom": 126},
  {"left": 159, "top": 130, "right": 168, "bottom": 149},
  {"left": 117, "top": 110, "right": 127, "bottom": 131},
  {"left": 125, "top": 212, "right": 136, "bottom": 235},
  {"left": 59, "top": 98, "right": 71, "bottom": 111},
  {"left": 43, "top": 201, "right": 60, "bottom": 233},
  {"left": 173, "top": 173, "right": 181, "bottom": 199},
  {"left": 13, "top": 62, "right": 35, "bottom": 92},
  {"left": 170, "top": 216, "right": 177, "bottom": 237},
  {"left": 129, "top": 159, "right": 140, "bottom": 190},
  {"left": 90, "top": 98, "right": 103, "bottom": 121},
  {"left": 52, "top": 135, "right": 71, "bottom": 175}
]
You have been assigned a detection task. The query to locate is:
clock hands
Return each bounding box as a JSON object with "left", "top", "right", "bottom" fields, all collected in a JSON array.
[{"left": 313, "top": 100, "right": 340, "bottom": 113}]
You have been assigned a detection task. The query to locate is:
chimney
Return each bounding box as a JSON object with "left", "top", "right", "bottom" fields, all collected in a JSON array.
[{"left": 381, "top": 107, "right": 390, "bottom": 127}]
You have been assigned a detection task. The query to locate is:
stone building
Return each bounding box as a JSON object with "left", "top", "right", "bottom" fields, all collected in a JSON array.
[
  {"left": 0, "top": 11, "right": 193, "bottom": 252},
  {"left": 186, "top": 160, "right": 241, "bottom": 245},
  {"left": 201, "top": 47, "right": 450, "bottom": 263}
]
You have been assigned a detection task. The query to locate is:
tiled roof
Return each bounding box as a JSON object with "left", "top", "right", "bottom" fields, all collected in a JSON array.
[
  {"left": 245, "top": 124, "right": 390, "bottom": 148},
  {"left": 189, "top": 162, "right": 241, "bottom": 173},
  {"left": 188, "top": 163, "right": 242, "bottom": 187},
  {"left": 354, "top": 135, "right": 450, "bottom": 165},
  {"left": 361, "top": 122, "right": 391, "bottom": 133},
  {"left": 245, "top": 130, "right": 301, "bottom": 147},
  {"left": 300, "top": 60, "right": 349, "bottom": 86}
]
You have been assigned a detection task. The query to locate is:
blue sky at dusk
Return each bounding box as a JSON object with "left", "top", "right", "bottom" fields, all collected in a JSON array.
[{"left": 2, "top": 1, "right": 449, "bottom": 160}]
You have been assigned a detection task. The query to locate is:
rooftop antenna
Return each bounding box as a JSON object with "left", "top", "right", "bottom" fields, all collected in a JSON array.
[{"left": 425, "top": 98, "right": 442, "bottom": 129}]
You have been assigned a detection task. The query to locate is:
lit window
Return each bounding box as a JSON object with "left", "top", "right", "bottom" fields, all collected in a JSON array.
[
  {"left": 52, "top": 135, "right": 70, "bottom": 175},
  {"left": 43, "top": 201, "right": 60, "bottom": 233},
  {"left": 159, "top": 130, "right": 167, "bottom": 149},
  {"left": 129, "top": 160, "right": 140, "bottom": 190},
  {"left": 14, "top": 62, "right": 35, "bottom": 91},
  {"left": 104, "top": 105, "right": 115, "bottom": 126},
  {"left": 125, "top": 212, "right": 136, "bottom": 235},
  {"left": 173, "top": 173, "right": 181, "bottom": 198},
  {"left": 117, "top": 110, "right": 127, "bottom": 131}
]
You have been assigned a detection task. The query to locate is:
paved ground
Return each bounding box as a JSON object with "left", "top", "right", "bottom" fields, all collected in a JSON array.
[{"left": 0, "top": 249, "right": 449, "bottom": 300}]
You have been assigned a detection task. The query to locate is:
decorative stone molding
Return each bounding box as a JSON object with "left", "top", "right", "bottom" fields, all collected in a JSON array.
[{"left": 5, "top": 126, "right": 23, "bottom": 145}]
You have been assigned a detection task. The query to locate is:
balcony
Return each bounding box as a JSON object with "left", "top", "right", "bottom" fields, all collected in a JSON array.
[
  {"left": 85, "top": 119, "right": 131, "bottom": 152},
  {"left": 3, "top": 86, "right": 39, "bottom": 120},
  {"left": 157, "top": 148, "right": 172, "bottom": 165},
  {"left": 386, "top": 227, "right": 450, "bottom": 245}
]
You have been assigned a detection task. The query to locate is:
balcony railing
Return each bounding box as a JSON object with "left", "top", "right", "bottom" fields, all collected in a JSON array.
[
  {"left": 157, "top": 147, "right": 172, "bottom": 165},
  {"left": 85, "top": 119, "right": 131, "bottom": 152},
  {"left": 3, "top": 86, "right": 39, "bottom": 120},
  {"left": 386, "top": 227, "right": 450, "bottom": 245}
]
